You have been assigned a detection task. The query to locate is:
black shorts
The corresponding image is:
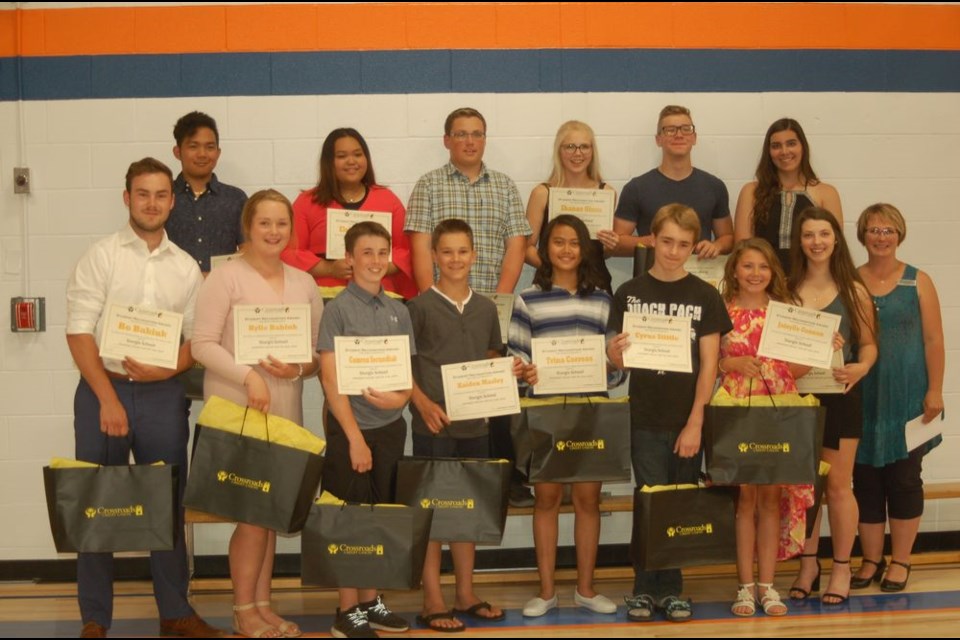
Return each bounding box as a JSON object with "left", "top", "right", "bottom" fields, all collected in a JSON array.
[{"left": 817, "top": 383, "right": 863, "bottom": 450}]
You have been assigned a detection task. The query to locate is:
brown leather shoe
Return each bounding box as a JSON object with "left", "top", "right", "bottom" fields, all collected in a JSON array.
[
  {"left": 80, "top": 621, "right": 107, "bottom": 638},
  {"left": 159, "top": 614, "right": 223, "bottom": 637}
]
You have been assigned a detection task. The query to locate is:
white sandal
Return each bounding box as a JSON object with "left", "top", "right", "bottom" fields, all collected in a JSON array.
[
  {"left": 758, "top": 583, "right": 788, "bottom": 616},
  {"left": 731, "top": 583, "right": 756, "bottom": 617},
  {"left": 233, "top": 603, "right": 282, "bottom": 638}
]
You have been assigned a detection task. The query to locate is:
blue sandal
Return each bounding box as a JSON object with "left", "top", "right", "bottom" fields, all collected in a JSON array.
[{"left": 658, "top": 595, "right": 693, "bottom": 622}]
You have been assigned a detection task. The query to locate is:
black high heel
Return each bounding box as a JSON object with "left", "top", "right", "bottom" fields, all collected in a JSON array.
[
  {"left": 851, "top": 557, "right": 886, "bottom": 589},
  {"left": 789, "top": 553, "right": 822, "bottom": 601},
  {"left": 822, "top": 558, "right": 851, "bottom": 605},
  {"left": 880, "top": 560, "right": 912, "bottom": 592}
]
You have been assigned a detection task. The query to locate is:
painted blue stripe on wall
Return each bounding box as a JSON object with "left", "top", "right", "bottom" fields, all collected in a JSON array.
[{"left": 3, "top": 49, "right": 959, "bottom": 101}]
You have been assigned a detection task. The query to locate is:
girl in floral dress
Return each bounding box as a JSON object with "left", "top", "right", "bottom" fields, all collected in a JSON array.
[{"left": 717, "top": 238, "right": 811, "bottom": 617}]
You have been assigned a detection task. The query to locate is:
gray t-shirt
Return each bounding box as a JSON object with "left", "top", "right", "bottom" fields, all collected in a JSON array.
[
  {"left": 317, "top": 281, "right": 416, "bottom": 429},
  {"left": 408, "top": 288, "right": 503, "bottom": 438},
  {"left": 614, "top": 168, "right": 730, "bottom": 239}
]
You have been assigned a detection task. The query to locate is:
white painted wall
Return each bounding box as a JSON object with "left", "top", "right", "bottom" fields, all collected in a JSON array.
[{"left": 1, "top": 92, "right": 958, "bottom": 560}]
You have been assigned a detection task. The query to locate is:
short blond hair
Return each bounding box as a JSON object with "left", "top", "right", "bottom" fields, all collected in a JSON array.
[
  {"left": 651, "top": 203, "right": 701, "bottom": 244},
  {"left": 857, "top": 203, "right": 906, "bottom": 246}
]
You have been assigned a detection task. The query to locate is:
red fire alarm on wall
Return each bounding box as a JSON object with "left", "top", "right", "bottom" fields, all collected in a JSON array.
[{"left": 11, "top": 297, "right": 45, "bottom": 332}]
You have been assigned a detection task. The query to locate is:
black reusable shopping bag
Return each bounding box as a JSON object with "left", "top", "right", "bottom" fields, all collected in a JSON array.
[
  {"left": 632, "top": 484, "right": 737, "bottom": 570},
  {"left": 184, "top": 422, "right": 323, "bottom": 534},
  {"left": 511, "top": 397, "right": 631, "bottom": 483},
  {"left": 43, "top": 463, "right": 178, "bottom": 553},
  {"left": 395, "top": 457, "right": 509, "bottom": 544},
  {"left": 301, "top": 498, "right": 433, "bottom": 589}
]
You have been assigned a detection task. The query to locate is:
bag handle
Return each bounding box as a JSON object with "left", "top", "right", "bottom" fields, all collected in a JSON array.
[
  {"left": 341, "top": 472, "right": 379, "bottom": 512},
  {"left": 745, "top": 369, "right": 777, "bottom": 410},
  {"left": 240, "top": 406, "right": 271, "bottom": 445}
]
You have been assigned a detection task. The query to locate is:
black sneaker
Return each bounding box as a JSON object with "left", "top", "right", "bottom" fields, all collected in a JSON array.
[
  {"left": 331, "top": 605, "right": 378, "bottom": 638},
  {"left": 361, "top": 595, "right": 410, "bottom": 632}
]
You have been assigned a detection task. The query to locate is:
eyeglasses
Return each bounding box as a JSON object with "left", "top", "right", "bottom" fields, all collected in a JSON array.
[
  {"left": 866, "top": 227, "right": 899, "bottom": 237},
  {"left": 561, "top": 143, "right": 592, "bottom": 154},
  {"left": 450, "top": 131, "right": 486, "bottom": 141},
  {"left": 659, "top": 124, "right": 696, "bottom": 136}
]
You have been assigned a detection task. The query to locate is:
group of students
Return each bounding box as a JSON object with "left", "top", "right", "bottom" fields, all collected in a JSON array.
[{"left": 64, "top": 105, "right": 944, "bottom": 639}]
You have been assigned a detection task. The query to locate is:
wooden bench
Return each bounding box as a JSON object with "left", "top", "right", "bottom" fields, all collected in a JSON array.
[{"left": 186, "top": 482, "right": 960, "bottom": 525}]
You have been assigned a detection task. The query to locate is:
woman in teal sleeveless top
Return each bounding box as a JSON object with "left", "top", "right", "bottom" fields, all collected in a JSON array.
[{"left": 851, "top": 204, "right": 945, "bottom": 593}]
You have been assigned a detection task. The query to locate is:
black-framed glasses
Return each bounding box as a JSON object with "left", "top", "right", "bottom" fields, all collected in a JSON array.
[
  {"left": 561, "top": 143, "right": 592, "bottom": 154},
  {"left": 659, "top": 124, "right": 696, "bottom": 136}
]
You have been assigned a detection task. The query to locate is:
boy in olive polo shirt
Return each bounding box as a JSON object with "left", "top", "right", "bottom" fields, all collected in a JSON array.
[{"left": 318, "top": 221, "right": 415, "bottom": 639}]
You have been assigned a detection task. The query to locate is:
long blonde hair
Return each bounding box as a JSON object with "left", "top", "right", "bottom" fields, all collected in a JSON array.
[{"left": 546, "top": 120, "right": 603, "bottom": 187}]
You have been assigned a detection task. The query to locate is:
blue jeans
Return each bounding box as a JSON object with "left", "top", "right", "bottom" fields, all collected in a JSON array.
[
  {"left": 74, "top": 377, "right": 193, "bottom": 628},
  {"left": 630, "top": 428, "right": 702, "bottom": 599}
]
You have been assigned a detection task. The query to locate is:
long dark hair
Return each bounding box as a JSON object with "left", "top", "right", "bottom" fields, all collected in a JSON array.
[
  {"left": 532, "top": 215, "right": 604, "bottom": 296},
  {"left": 788, "top": 207, "right": 875, "bottom": 345},
  {"left": 752, "top": 118, "right": 819, "bottom": 228},
  {"left": 311, "top": 128, "right": 378, "bottom": 206}
]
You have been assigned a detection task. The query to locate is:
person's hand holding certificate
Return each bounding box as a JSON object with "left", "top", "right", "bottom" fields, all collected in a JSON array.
[
  {"left": 531, "top": 335, "right": 606, "bottom": 395},
  {"left": 621, "top": 312, "right": 692, "bottom": 373},
  {"left": 99, "top": 303, "right": 183, "bottom": 369},
  {"left": 334, "top": 335, "right": 412, "bottom": 395},
  {"left": 757, "top": 301, "right": 841, "bottom": 369},
  {"left": 233, "top": 304, "right": 312, "bottom": 365},
  {"left": 441, "top": 357, "right": 520, "bottom": 421}
]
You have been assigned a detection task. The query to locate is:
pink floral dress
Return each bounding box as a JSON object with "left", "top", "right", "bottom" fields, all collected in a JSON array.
[{"left": 720, "top": 304, "right": 814, "bottom": 560}]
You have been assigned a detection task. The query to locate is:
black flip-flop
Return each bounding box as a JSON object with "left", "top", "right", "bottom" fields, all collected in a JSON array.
[
  {"left": 452, "top": 602, "right": 506, "bottom": 622},
  {"left": 415, "top": 611, "right": 466, "bottom": 633}
]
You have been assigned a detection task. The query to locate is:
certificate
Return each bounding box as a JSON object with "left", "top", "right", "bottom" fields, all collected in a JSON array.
[
  {"left": 757, "top": 301, "right": 841, "bottom": 370},
  {"left": 326, "top": 209, "right": 392, "bottom": 260},
  {"left": 531, "top": 335, "right": 607, "bottom": 395},
  {"left": 905, "top": 413, "right": 944, "bottom": 452},
  {"left": 684, "top": 255, "right": 728, "bottom": 291},
  {"left": 484, "top": 293, "right": 514, "bottom": 344},
  {"left": 334, "top": 335, "right": 412, "bottom": 395},
  {"left": 99, "top": 303, "right": 183, "bottom": 369},
  {"left": 441, "top": 357, "right": 520, "bottom": 421},
  {"left": 621, "top": 312, "right": 692, "bottom": 373},
  {"left": 233, "top": 304, "right": 312, "bottom": 365},
  {"left": 548, "top": 188, "right": 614, "bottom": 238},
  {"left": 796, "top": 350, "right": 845, "bottom": 394},
  {"left": 210, "top": 252, "right": 243, "bottom": 270}
]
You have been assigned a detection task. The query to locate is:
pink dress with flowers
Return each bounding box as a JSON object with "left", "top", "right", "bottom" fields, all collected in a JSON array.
[{"left": 720, "top": 303, "right": 814, "bottom": 560}]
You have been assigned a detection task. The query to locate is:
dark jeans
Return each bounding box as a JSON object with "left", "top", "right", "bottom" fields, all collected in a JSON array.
[
  {"left": 74, "top": 377, "right": 193, "bottom": 628},
  {"left": 412, "top": 432, "right": 490, "bottom": 458},
  {"left": 630, "top": 427, "right": 701, "bottom": 600},
  {"left": 489, "top": 414, "right": 526, "bottom": 485}
]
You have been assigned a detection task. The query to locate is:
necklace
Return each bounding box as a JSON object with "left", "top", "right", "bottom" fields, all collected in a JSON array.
[{"left": 342, "top": 186, "right": 366, "bottom": 203}]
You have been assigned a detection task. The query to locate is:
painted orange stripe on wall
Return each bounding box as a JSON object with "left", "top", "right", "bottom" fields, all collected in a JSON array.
[{"left": 1, "top": 2, "right": 959, "bottom": 58}]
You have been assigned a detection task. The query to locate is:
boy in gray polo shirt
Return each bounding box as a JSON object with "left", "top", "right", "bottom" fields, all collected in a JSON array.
[{"left": 318, "top": 221, "right": 415, "bottom": 638}]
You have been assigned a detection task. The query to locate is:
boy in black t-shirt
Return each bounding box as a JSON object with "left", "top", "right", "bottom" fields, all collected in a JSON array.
[{"left": 606, "top": 204, "right": 732, "bottom": 623}]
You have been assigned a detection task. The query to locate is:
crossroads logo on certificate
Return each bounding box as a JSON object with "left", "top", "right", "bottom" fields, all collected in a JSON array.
[
  {"left": 621, "top": 312, "right": 693, "bottom": 373},
  {"left": 441, "top": 357, "right": 520, "bottom": 421},
  {"left": 233, "top": 304, "right": 312, "bottom": 366},
  {"left": 334, "top": 335, "right": 412, "bottom": 395},
  {"left": 757, "top": 301, "right": 840, "bottom": 370},
  {"left": 99, "top": 303, "right": 183, "bottom": 369}
]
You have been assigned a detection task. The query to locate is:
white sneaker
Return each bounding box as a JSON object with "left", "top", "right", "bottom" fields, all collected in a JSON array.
[
  {"left": 522, "top": 594, "right": 558, "bottom": 617},
  {"left": 574, "top": 590, "right": 617, "bottom": 614}
]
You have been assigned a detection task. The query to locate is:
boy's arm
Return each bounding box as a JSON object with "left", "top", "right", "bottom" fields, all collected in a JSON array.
[
  {"left": 320, "top": 350, "right": 372, "bottom": 472},
  {"left": 674, "top": 332, "right": 720, "bottom": 458},
  {"left": 411, "top": 381, "right": 450, "bottom": 434}
]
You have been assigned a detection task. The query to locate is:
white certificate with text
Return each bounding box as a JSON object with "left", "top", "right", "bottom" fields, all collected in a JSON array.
[
  {"left": 531, "top": 335, "right": 607, "bottom": 395},
  {"left": 796, "top": 349, "right": 845, "bottom": 394},
  {"left": 210, "top": 252, "right": 243, "bottom": 270},
  {"left": 233, "top": 304, "right": 312, "bottom": 365},
  {"left": 484, "top": 293, "right": 514, "bottom": 344},
  {"left": 548, "top": 188, "right": 614, "bottom": 238},
  {"left": 326, "top": 209, "right": 393, "bottom": 260},
  {"left": 684, "top": 255, "right": 728, "bottom": 291},
  {"left": 441, "top": 357, "right": 520, "bottom": 421},
  {"left": 621, "top": 312, "right": 692, "bottom": 373},
  {"left": 99, "top": 303, "right": 183, "bottom": 369},
  {"left": 334, "top": 335, "right": 412, "bottom": 395},
  {"left": 757, "top": 301, "right": 840, "bottom": 370}
]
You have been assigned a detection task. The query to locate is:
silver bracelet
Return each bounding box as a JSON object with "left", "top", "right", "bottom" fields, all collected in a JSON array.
[{"left": 296, "top": 363, "right": 304, "bottom": 380}]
